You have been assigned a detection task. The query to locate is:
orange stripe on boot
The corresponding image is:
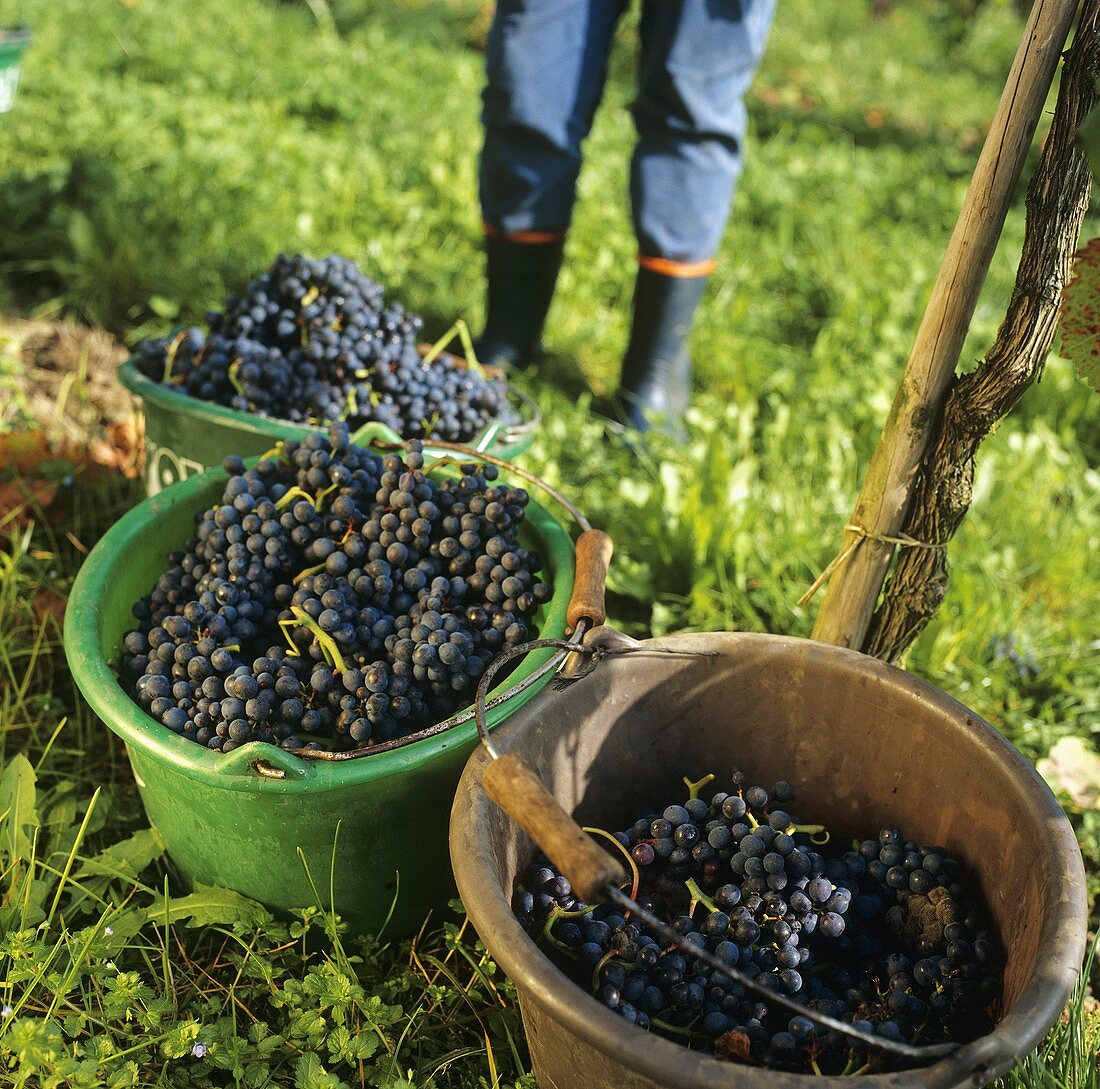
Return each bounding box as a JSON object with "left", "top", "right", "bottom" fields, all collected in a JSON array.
[
  {"left": 637, "top": 254, "right": 716, "bottom": 278},
  {"left": 483, "top": 223, "right": 567, "bottom": 244}
]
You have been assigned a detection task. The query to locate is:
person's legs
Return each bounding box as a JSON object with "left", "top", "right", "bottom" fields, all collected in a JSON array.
[
  {"left": 478, "top": 0, "right": 626, "bottom": 367},
  {"left": 618, "top": 0, "right": 775, "bottom": 430}
]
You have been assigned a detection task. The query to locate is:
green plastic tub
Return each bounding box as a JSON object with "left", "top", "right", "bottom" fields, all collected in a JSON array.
[
  {"left": 119, "top": 357, "right": 539, "bottom": 496},
  {"left": 64, "top": 460, "right": 574, "bottom": 937},
  {"left": 0, "top": 29, "right": 31, "bottom": 114}
]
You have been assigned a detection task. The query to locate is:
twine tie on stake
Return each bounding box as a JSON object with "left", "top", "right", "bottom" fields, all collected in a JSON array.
[{"left": 799, "top": 524, "right": 946, "bottom": 609}]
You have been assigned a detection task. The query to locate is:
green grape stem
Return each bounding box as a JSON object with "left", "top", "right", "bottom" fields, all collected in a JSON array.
[
  {"left": 162, "top": 330, "right": 188, "bottom": 384},
  {"left": 277, "top": 607, "right": 348, "bottom": 672},
  {"left": 685, "top": 877, "right": 719, "bottom": 915},
  {"left": 275, "top": 485, "right": 315, "bottom": 511},
  {"left": 683, "top": 773, "right": 715, "bottom": 799},
  {"left": 423, "top": 318, "right": 487, "bottom": 378},
  {"left": 789, "top": 823, "right": 830, "bottom": 845},
  {"left": 538, "top": 908, "right": 580, "bottom": 958},
  {"left": 650, "top": 1016, "right": 703, "bottom": 1039},
  {"left": 425, "top": 456, "right": 461, "bottom": 477},
  {"left": 313, "top": 481, "right": 339, "bottom": 510},
  {"left": 227, "top": 358, "right": 245, "bottom": 395},
  {"left": 591, "top": 949, "right": 619, "bottom": 991},
  {"left": 342, "top": 387, "right": 358, "bottom": 419}
]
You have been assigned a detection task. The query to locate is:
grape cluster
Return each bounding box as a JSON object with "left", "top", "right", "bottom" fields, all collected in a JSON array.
[
  {"left": 118, "top": 424, "right": 550, "bottom": 752},
  {"left": 132, "top": 254, "right": 516, "bottom": 443},
  {"left": 513, "top": 772, "right": 1001, "bottom": 1073}
]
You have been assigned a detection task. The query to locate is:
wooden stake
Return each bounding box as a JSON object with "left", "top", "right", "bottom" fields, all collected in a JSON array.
[
  {"left": 812, "top": 0, "right": 1081, "bottom": 651},
  {"left": 867, "top": 0, "right": 1098, "bottom": 661}
]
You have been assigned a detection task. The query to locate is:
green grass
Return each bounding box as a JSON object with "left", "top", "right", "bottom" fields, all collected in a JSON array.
[
  {"left": 993, "top": 935, "right": 1100, "bottom": 1089},
  {"left": 0, "top": 0, "right": 1097, "bottom": 1084}
]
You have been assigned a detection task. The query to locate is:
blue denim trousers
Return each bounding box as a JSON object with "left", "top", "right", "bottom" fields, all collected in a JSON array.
[{"left": 479, "top": 0, "right": 777, "bottom": 265}]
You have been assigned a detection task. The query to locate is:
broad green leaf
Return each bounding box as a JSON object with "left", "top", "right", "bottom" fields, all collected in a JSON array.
[
  {"left": 325, "top": 1024, "right": 352, "bottom": 1063},
  {"left": 294, "top": 1051, "right": 351, "bottom": 1089},
  {"left": 65, "top": 210, "right": 97, "bottom": 263},
  {"left": 1059, "top": 236, "right": 1100, "bottom": 395},
  {"left": 350, "top": 1032, "right": 380, "bottom": 1061},
  {"left": 0, "top": 902, "right": 44, "bottom": 934},
  {"left": 39, "top": 790, "right": 84, "bottom": 881},
  {"left": 0, "top": 754, "right": 40, "bottom": 862},
  {"left": 78, "top": 828, "right": 165, "bottom": 880},
  {"left": 64, "top": 829, "right": 165, "bottom": 916},
  {"left": 159, "top": 1020, "right": 201, "bottom": 1060},
  {"left": 246, "top": 1065, "right": 275, "bottom": 1088},
  {"left": 87, "top": 906, "right": 146, "bottom": 943},
  {"left": 40, "top": 782, "right": 77, "bottom": 835},
  {"left": 144, "top": 881, "right": 271, "bottom": 930},
  {"left": 294, "top": 1053, "right": 323, "bottom": 1088},
  {"left": 107, "top": 1060, "right": 140, "bottom": 1088}
]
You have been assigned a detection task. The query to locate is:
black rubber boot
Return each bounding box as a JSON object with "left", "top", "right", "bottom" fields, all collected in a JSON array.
[
  {"left": 615, "top": 267, "right": 708, "bottom": 435},
  {"left": 474, "top": 235, "right": 565, "bottom": 369}
]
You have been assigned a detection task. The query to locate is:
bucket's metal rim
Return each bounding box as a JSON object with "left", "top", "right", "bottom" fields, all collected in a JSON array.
[
  {"left": 117, "top": 353, "right": 537, "bottom": 457},
  {"left": 450, "top": 631, "right": 1089, "bottom": 1089},
  {"left": 64, "top": 454, "right": 574, "bottom": 793}
]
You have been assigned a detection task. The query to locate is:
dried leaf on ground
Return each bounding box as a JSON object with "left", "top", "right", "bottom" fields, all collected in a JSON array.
[
  {"left": 0, "top": 478, "right": 60, "bottom": 528},
  {"left": 32, "top": 587, "right": 68, "bottom": 625},
  {"left": 0, "top": 430, "right": 53, "bottom": 473}
]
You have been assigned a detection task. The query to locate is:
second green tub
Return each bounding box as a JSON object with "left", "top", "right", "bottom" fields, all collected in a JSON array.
[{"left": 120, "top": 358, "right": 539, "bottom": 496}]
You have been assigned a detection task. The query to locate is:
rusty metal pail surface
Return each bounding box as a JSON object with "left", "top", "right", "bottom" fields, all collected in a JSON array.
[{"left": 450, "top": 632, "right": 1088, "bottom": 1089}]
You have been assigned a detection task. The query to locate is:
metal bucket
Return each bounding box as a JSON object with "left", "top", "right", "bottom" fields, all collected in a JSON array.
[
  {"left": 450, "top": 632, "right": 1088, "bottom": 1088},
  {"left": 119, "top": 354, "right": 538, "bottom": 496},
  {"left": 64, "top": 460, "right": 574, "bottom": 938}
]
